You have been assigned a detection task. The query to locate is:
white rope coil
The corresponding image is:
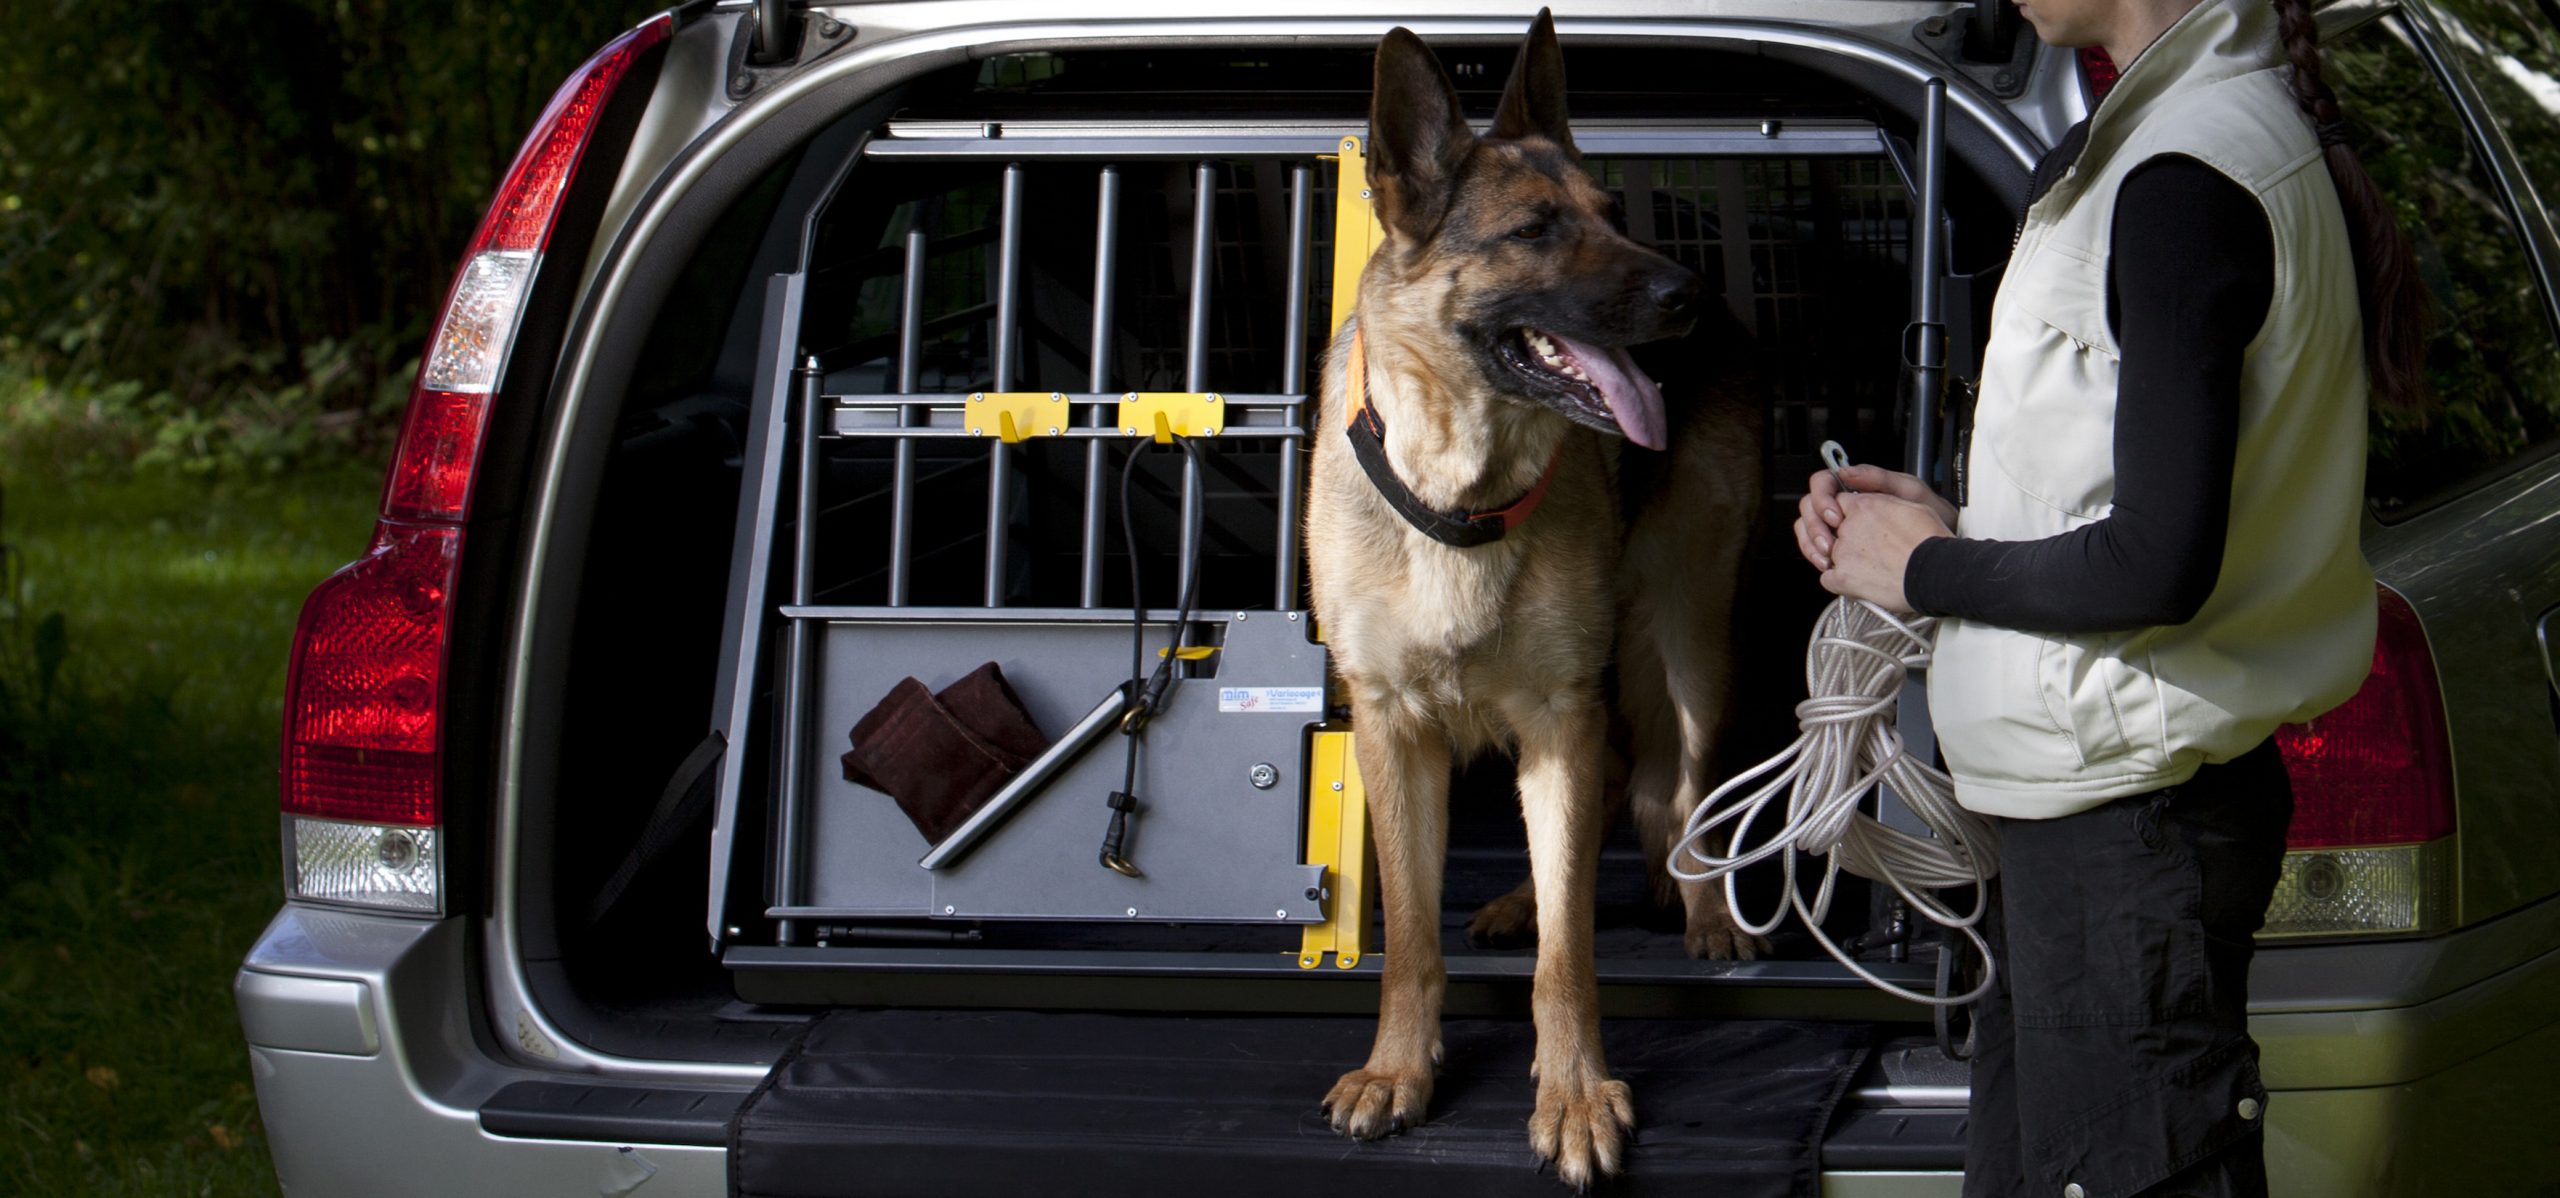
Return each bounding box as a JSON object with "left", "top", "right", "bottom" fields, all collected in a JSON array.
[{"left": 1668, "top": 597, "right": 2000, "bottom": 1006}]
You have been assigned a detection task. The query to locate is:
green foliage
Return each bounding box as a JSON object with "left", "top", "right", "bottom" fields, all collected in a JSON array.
[
  {"left": 2329, "top": 10, "right": 2560, "bottom": 511},
  {"left": 0, "top": 0, "right": 658, "bottom": 474},
  {"left": 0, "top": 452, "right": 380, "bottom": 1195}
]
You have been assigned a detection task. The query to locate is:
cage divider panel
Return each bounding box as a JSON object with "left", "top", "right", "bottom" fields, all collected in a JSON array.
[{"left": 706, "top": 271, "right": 806, "bottom": 949}]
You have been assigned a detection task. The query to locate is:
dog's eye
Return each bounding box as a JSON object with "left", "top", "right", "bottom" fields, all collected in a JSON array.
[{"left": 1511, "top": 221, "right": 1549, "bottom": 241}]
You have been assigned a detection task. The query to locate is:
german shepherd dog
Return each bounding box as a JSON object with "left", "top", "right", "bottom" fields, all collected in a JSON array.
[{"left": 1305, "top": 11, "right": 1762, "bottom": 1186}]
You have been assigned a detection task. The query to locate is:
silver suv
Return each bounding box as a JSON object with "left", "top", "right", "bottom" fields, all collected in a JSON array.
[{"left": 236, "top": 2, "right": 2560, "bottom": 1194}]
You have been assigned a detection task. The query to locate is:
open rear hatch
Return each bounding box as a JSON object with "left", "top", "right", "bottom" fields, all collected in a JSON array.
[{"left": 528, "top": 37, "right": 2029, "bottom": 1188}]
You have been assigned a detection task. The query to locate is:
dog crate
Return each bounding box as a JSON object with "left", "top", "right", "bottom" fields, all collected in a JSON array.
[{"left": 707, "top": 81, "right": 1972, "bottom": 1001}]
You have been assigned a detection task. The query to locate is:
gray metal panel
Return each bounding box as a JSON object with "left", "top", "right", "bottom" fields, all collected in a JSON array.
[
  {"left": 789, "top": 612, "right": 1328, "bottom": 923},
  {"left": 235, "top": 971, "right": 379, "bottom": 1056},
  {"left": 706, "top": 272, "right": 807, "bottom": 946}
]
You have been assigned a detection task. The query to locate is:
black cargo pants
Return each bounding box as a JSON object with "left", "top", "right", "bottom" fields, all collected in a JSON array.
[{"left": 1963, "top": 739, "right": 2293, "bottom": 1198}]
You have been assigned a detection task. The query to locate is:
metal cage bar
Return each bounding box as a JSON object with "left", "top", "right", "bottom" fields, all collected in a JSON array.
[
  {"left": 774, "top": 355, "right": 825, "bottom": 943},
  {"left": 1081, "top": 166, "right": 1122, "bottom": 608},
  {"left": 889, "top": 228, "right": 926, "bottom": 606},
  {"left": 1275, "top": 162, "right": 1313, "bottom": 611},
  {"left": 1176, "top": 161, "right": 1215, "bottom": 609},
  {"left": 985, "top": 163, "right": 1026, "bottom": 606}
]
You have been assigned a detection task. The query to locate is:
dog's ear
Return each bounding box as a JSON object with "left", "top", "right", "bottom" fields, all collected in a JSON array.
[
  {"left": 1491, "top": 8, "right": 1577, "bottom": 158},
  {"left": 1369, "top": 26, "right": 1475, "bottom": 244}
]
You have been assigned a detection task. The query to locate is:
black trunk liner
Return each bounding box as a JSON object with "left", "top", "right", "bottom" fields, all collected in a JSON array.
[{"left": 729, "top": 1009, "right": 1873, "bottom": 1197}]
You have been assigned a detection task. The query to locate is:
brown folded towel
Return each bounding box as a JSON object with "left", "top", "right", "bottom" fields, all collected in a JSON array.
[{"left": 842, "top": 662, "right": 1051, "bottom": 845}]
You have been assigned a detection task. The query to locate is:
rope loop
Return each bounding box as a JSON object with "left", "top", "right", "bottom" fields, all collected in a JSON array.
[{"left": 1670, "top": 598, "right": 2001, "bottom": 1006}]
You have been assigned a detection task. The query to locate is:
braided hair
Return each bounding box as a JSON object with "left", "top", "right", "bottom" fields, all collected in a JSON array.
[{"left": 2270, "top": 0, "right": 2432, "bottom": 411}]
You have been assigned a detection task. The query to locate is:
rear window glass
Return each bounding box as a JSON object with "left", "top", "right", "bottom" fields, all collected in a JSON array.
[{"left": 2329, "top": 11, "right": 2560, "bottom": 514}]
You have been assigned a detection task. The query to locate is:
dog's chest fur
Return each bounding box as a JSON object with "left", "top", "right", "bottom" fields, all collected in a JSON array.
[{"left": 1307, "top": 331, "right": 1619, "bottom": 751}]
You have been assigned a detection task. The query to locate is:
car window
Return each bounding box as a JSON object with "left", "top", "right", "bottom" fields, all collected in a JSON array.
[{"left": 2325, "top": 11, "right": 2560, "bottom": 515}]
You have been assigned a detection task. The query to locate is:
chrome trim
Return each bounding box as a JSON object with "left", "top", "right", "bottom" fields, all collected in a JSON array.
[{"left": 493, "top": 11, "right": 2042, "bottom": 1083}]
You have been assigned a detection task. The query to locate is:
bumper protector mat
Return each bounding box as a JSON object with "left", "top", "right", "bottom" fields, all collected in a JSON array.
[{"left": 728, "top": 1009, "right": 1873, "bottom": 1197}]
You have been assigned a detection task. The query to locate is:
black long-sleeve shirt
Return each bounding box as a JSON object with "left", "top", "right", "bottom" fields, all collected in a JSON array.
[{"left": 1903, "top": 124, "right": 2275, "bottom": 634}]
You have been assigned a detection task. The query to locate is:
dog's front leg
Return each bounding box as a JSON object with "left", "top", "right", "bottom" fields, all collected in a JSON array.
[
  {"left": 1512, "top": 692, "right": 1634, "bottom": 1187},
  {"left": 1323, "top": 706, "right": 1450, "bottom": 1140}
]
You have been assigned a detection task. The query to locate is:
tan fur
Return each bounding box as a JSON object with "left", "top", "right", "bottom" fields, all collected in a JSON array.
[
  {"left": 1306, "top": 27, "right": 1761, "bottom": 1182},
  {"left": 1307, "top": 17, "right": 1768, "bottom": 1185}
]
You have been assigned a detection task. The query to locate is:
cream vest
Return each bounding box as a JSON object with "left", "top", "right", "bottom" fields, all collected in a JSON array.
[{"left": 1929, "top": 0, "right": 2376, "bottom": 818}]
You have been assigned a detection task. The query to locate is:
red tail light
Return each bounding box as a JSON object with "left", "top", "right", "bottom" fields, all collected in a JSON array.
[
  {"left": 279, "top": 16, "right": 668, "bottom": 907},
  {"left": 2274, "top": 585, "right": 2454, "bottom": 848}
]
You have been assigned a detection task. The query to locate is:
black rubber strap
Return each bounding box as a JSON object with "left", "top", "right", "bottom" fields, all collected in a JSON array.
[{"left": 586, "top": 730, "right": 727, "bottom": 928}]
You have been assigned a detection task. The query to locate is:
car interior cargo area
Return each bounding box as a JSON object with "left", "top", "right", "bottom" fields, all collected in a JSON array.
[{"left": 534, "top": 39, "right": 2022, "bottom": 1147}]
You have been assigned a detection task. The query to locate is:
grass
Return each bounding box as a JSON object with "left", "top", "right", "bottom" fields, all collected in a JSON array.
[{"left": 0, "top": 454, "right": 382, "bottom": 1196}]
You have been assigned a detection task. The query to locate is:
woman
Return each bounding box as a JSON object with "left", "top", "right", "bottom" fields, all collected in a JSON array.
[{"left": 1795, "top": 0, "right": 2426, "bottom": 1194}]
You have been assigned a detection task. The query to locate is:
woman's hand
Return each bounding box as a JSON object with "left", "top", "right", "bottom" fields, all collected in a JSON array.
[
  {"left": 1793, "top": 464, "right": 1955, "bottom": 570},
  {"left": 1793, "top": 465, "right": 1956, "bottom": 613},
  {"left": 1821, "top": 494, "right": 1952, "bottom": 612}
]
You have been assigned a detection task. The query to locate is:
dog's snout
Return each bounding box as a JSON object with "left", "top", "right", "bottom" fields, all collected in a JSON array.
[{"left": 1651, "top": 270, "right": 1702, "bottom": 317}]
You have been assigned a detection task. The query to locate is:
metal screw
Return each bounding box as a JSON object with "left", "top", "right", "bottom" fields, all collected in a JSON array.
[
  {"left": 1208, "top": 394, "right": 1221, "bottom": 404},
  {"left": 736, "top": 75, "right": 757, "bottom": 94},
  {"left": 1126, "top": 907, "right": 1138, "bottom": 917},
  {"left": 1047, "top": 427, "right": 1059, "bottom": 436},
  {"left": 1050, "top": 392, "right": 1063, "bottom": 401},
  {"left": 1124, "top": 392, "right": 1137, "bottom": 401},
  {"left": 1287, "top": 612, "right": 1301, "bottom": 621},
  {"left": 944, "top": 905, "right": 956, "bottom": 915},
  {"left": 970, "top": 392, "right": 983, "bottom": 401},
  {"left": 979, "top": 121, "right": 1000, "bottom": 139},
  {"left": 1760, "top": 118, "right": 1782, "bottom": 137},
  {"left": 1235, "top": 611, "right": 1250, "bottom": 622},
  {"left": 1922, "top": 14, "right": 1949, "bottom": 36},
  {"left": 1304, "top": 886, "right": 1322, "bottom": 901},
  {"left": 1249, "top": 763, "right": 1279, "bottom": 789},
  {"left": 725, "top": 926, "right": 742, "bottom": 937},
  {"left": 1994, "top": 70, "right": 2018, "bottom": 90},
  {"left": 1277, "top": 909, "right": 1289, "bottom": 919},
  {"left": 1125, "top": 427, "right": 1139, "bottom": 436},
  {"left": 1359, "top": 188, "right": 1372, "bottom": 199}
]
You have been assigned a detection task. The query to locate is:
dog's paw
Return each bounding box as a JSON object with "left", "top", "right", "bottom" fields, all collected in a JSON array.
[
  {"left": 1528, "top": 1073, "right": 1636, "bottom": 1190},
  {"left": 1323, "top": 1066, "right": 1433, "bottom": 1141},
  {"left": 1684, "top": 911, "right": 1770, "bottom": 961},
  {"left": 1465, "top": 891, "right": 1540, "bottom": 949}
]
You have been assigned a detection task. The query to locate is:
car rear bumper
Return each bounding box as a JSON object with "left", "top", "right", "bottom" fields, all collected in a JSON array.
[
  {"left": 236, "top": 896, "right": 2560, "bottom": 1196},
  {"left": 237, "top": 907, "right": 733, "bottom": 1196}
]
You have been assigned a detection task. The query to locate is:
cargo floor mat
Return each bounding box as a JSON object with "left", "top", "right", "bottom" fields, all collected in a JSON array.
[{"left": 729, "top": 1009, "right": 1873, "bottom": 1197}]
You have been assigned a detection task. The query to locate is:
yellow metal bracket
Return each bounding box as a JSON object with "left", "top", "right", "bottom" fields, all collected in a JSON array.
[
  {"left": 964, "top": 391, "right": 1071, "bottom": 443},
  {"left": 1298, "top": 730, "right": 1371, "bottom": 970},
  {"left": 1323, "top": 136, "right": 1389, "bottom": 338},
  {"left": 1117, "top": 392, "right": 1225, "bottom": 442}
]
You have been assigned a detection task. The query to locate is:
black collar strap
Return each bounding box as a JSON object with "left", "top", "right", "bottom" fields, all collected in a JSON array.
[{"left": 1342, "top": 329, "right": 1561, "bottom": 548}]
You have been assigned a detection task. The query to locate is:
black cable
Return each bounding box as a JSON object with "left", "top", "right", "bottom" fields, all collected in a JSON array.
[{"left": 1098, "top": 434, "right": 1210, "bottom": 877}]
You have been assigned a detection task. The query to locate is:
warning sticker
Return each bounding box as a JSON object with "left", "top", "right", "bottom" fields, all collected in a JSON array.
[{"left": 1218, "top": 686, "right": 1325, "bottom": 714}]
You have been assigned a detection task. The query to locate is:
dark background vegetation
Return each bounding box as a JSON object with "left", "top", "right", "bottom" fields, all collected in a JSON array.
[{"left": 1, "top": 4, "right": 652, "bottom": 1192}]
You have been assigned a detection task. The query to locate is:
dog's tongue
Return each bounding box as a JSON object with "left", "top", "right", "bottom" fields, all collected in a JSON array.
[{"left": 1550, "top": 331, "right": 1666, "bottom": 450}]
